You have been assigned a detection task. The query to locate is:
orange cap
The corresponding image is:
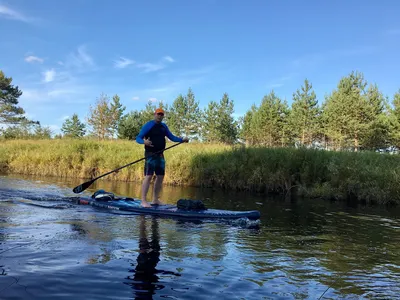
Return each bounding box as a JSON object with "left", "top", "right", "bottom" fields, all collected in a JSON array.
[{"left": 155, "top": 108, "right": 165, "bottom": 114}]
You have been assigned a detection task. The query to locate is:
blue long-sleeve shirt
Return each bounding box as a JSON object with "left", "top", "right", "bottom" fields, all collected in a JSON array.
[{"left": 136, "top": 120, "right": 183, "bottom": 152}]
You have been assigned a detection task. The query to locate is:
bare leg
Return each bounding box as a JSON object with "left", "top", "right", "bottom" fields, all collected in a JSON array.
[
  {"left": 152, "top": 175, "right": 164, "bottom": 205},
  {"left": 141, "top": 175, "right": 152, "bottom": 207}
]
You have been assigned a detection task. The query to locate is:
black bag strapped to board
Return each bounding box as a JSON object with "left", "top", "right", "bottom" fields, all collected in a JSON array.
[
  {"left": 177, "top": 199, "right": 207, "bottom": 210},
  {"left": 91, "top": 190, "right": 115, "bottom": 201}
]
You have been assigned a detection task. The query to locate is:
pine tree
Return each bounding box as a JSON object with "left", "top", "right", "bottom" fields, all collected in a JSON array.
[
  {"left": 216, "top": 93, "right": 238, "bottom": 144},
  {"left": 361, "top": 84, "right": 391, "bottom": 150},
  {"left": 238, "top": 104, "right": 257, "bottom": 145},
  {"left": 0, "top": 70, "right": 35, "bottom": 125},
  {"left": 279, "top": 98, "right": 292, "bottom": 147},
  {"left": 166, "top": 88, "right": 201, "bottom": 139},
  {"left": 117, "top": 110, "right": 143, "bottom": 140},
  {"left": 392, "top": 90, "right": 400, "bottom": 118},
  {"left": 201, "top": 93, "right": 238, "bottom": 144},
  {"left": 0, "top": 121, "right": 50, "bottom": 139},
  {"left": 109, "top": 94, "right": 125, "bottom": 138},
  {"left": 250, "top": 91, "right": 289, "bottom": 147},
  {"left": 33, "top": 124, "right": 52, "bottom": 139},
  {"left": 389, "top": 90, "right": 400, "bottom": 149},
  {"left": 322, "top": 71, "right": 371, "bottom": 151},
  {"left": 0, "top": 120, "right": 32, "bottom": 139},
  {"left": 320, "top": 94, "right": 343, "bottom": 150},
  {"left": 166, "top": 94, "right": 186, "bottom": 135},
  {"left": 184, "top": 88, "right": 202, "bottom": 139},
  {"left": 118, "top": 99, "right": 172, "bottom": 140},
  {"left": 142, "top": 100, "right": 158, "bottom": 122},
  {"left": 61, "top": 113, "right": 86, "bottom": 138},
  {"left": 201, "top": 101, "right": 219, "bottom": 142},
  {"left": 87, "top": 93, "right": 113, "bottom": 140},
  {"left": 289, "top": 79, "right": 320, "bottom": 146}
]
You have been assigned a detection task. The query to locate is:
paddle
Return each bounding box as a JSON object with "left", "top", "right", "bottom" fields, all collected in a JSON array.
[{"left": 72, "top": 141, "right": 184, "bottom": 194}]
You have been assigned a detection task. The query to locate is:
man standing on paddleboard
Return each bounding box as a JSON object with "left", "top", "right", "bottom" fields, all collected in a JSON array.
[{"left": 136, "top": 108, "right": 189, "bottom": 207}]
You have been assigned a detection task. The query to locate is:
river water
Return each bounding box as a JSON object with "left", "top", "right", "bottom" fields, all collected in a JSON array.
[{"left": 0, "top": 174, "right": 399, "bottom": 299}]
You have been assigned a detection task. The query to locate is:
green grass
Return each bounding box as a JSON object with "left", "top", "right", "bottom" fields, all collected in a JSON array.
[{"left": 1, "top": 139, "right": 400, "bottom": 205}]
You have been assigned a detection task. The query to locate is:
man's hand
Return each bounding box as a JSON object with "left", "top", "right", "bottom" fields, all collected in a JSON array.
[
  {"left": 182, "top": 137, "right": 189, "bottom": 143},
  {"left": 144, "top": 137, "right": 153, "bottom": 147}
]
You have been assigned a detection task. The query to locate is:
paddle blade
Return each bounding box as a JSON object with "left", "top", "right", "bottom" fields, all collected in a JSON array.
[{"left": 73, "top": 179, "right": 95, "bottom": 194}]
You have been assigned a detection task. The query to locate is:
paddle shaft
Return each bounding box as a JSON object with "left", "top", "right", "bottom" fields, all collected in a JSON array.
[
  {"left": 97, "top": 142, "right": 183, "bottom": 179},
  {"left": 73, "top": 141, "right": 184, "bottom": 193}
]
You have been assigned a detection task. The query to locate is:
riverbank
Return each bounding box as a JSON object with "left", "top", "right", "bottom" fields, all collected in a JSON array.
[{"left": 1, "top": 139, "right": 399, "bottom": 205}]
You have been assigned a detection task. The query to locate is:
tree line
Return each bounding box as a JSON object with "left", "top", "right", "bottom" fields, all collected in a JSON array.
[
  {"left": 1, "top": 69, "right": 400, "bottom": 152},
  {"left": 240, "top": 73, "right": 400, "bottom": 152}
]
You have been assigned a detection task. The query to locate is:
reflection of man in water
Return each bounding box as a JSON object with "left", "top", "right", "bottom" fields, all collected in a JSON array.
[{"left": 126, "top": 216, "right": 180, "bottom": 299}]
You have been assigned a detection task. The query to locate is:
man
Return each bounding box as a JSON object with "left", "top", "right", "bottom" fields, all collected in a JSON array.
[{"left": 136, "top": 108, "right": 189, "bottom": 207}]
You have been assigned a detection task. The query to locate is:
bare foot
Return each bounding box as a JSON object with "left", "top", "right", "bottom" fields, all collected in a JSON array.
[{"left": 141, "top": 201, "right": 152, "bottom": 208}]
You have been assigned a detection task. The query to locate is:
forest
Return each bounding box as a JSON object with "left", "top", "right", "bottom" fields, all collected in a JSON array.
[{"left": 2, "top": 69, "right": 400, "bottom": 205}]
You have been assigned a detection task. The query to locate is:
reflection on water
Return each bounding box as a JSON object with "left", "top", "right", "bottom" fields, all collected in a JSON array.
[
  {"left": 1, "top": 174, "right": 400, "bottom": 299},
  {"left": 125, "top": 216, "right": 181, "bottom": 299}
]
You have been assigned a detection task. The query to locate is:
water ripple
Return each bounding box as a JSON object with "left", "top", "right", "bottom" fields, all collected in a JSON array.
[{"left": 1, "top": 176, "right": 400, "bottom": 299}]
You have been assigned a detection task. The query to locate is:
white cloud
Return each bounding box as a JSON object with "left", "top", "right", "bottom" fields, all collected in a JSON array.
[
  {"left": 76, "top": 46, "right": 93, "bottom": 65},
  {"left": 63, "top": 45, "right": 95, "bottom": 70},
  {"left": 18, "top": 44, "right": 103, "bottom": 119},
  {"left": 136, "top": 56, "right": 175, "bottom": 73},
  {"left": 137, "top": 62, "right": 165, "bottom": 73},
  {"left": 132, "top": 96, "right": 140, "bottom": 101},
  {"left": 157, "top": 65, "right": 218, "bottom": 80},
  {"left": 42, "top": 69, "right": 56, "bottom": 83},
  {"left": 149, "top": 97, "right": 158, "bottom": 103},
  {"left": 25, "top": 55, "right": 44, "bottom": 63},
  {"left": 59, "top": 115, "right": 70, "bottom": 121},
  {"left": 114, "top": 57, "right": 135, "bottom": 69},
  {"left": 163, "top": 56, "right": 175, "bottom": 63},
  {"left": 123, "top": 65, "right": 219, "bottom": 102},
  {"left": 20, "top": 85, "right": 94, "bottom": 105},
  {"left": 0, "top": 4, "right": 30, "bottom": 22}
]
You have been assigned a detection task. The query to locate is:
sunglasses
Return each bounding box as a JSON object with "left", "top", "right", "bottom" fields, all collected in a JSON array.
[{"left": 157, "top": 113, "right": 164, "bottom": 116}]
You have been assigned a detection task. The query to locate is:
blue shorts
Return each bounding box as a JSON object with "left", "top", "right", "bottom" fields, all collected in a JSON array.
[{"left": 144, "top": 155, "right": 165, "bottom": 176}]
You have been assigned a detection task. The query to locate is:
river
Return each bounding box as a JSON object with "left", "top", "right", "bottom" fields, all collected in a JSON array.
[{"left": 0, "top": 174, "right": 399, "bottom": 299}]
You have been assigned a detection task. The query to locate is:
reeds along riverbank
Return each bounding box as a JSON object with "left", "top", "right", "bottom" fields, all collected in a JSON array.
[{"left": 1, "top": 139, "right": 399, "bottom": 205}]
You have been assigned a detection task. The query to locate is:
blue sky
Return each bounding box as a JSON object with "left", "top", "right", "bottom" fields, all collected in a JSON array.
[{"left": 1, "top": 0, "right": 400, "bottom": 134}]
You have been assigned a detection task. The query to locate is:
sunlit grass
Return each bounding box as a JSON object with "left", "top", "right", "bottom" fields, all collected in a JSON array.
[{"left": 1, "top": 139, "right": 399, "bottom": 204}]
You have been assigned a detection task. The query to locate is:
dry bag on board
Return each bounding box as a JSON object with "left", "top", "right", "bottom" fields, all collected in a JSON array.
[{"left": 177, "top": 199, "right": 207, "bottom": 210}]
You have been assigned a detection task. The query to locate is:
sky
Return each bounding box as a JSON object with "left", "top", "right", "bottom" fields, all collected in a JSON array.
[{"left": 1, "top": 0, "right": 400, "bottom": 134}]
